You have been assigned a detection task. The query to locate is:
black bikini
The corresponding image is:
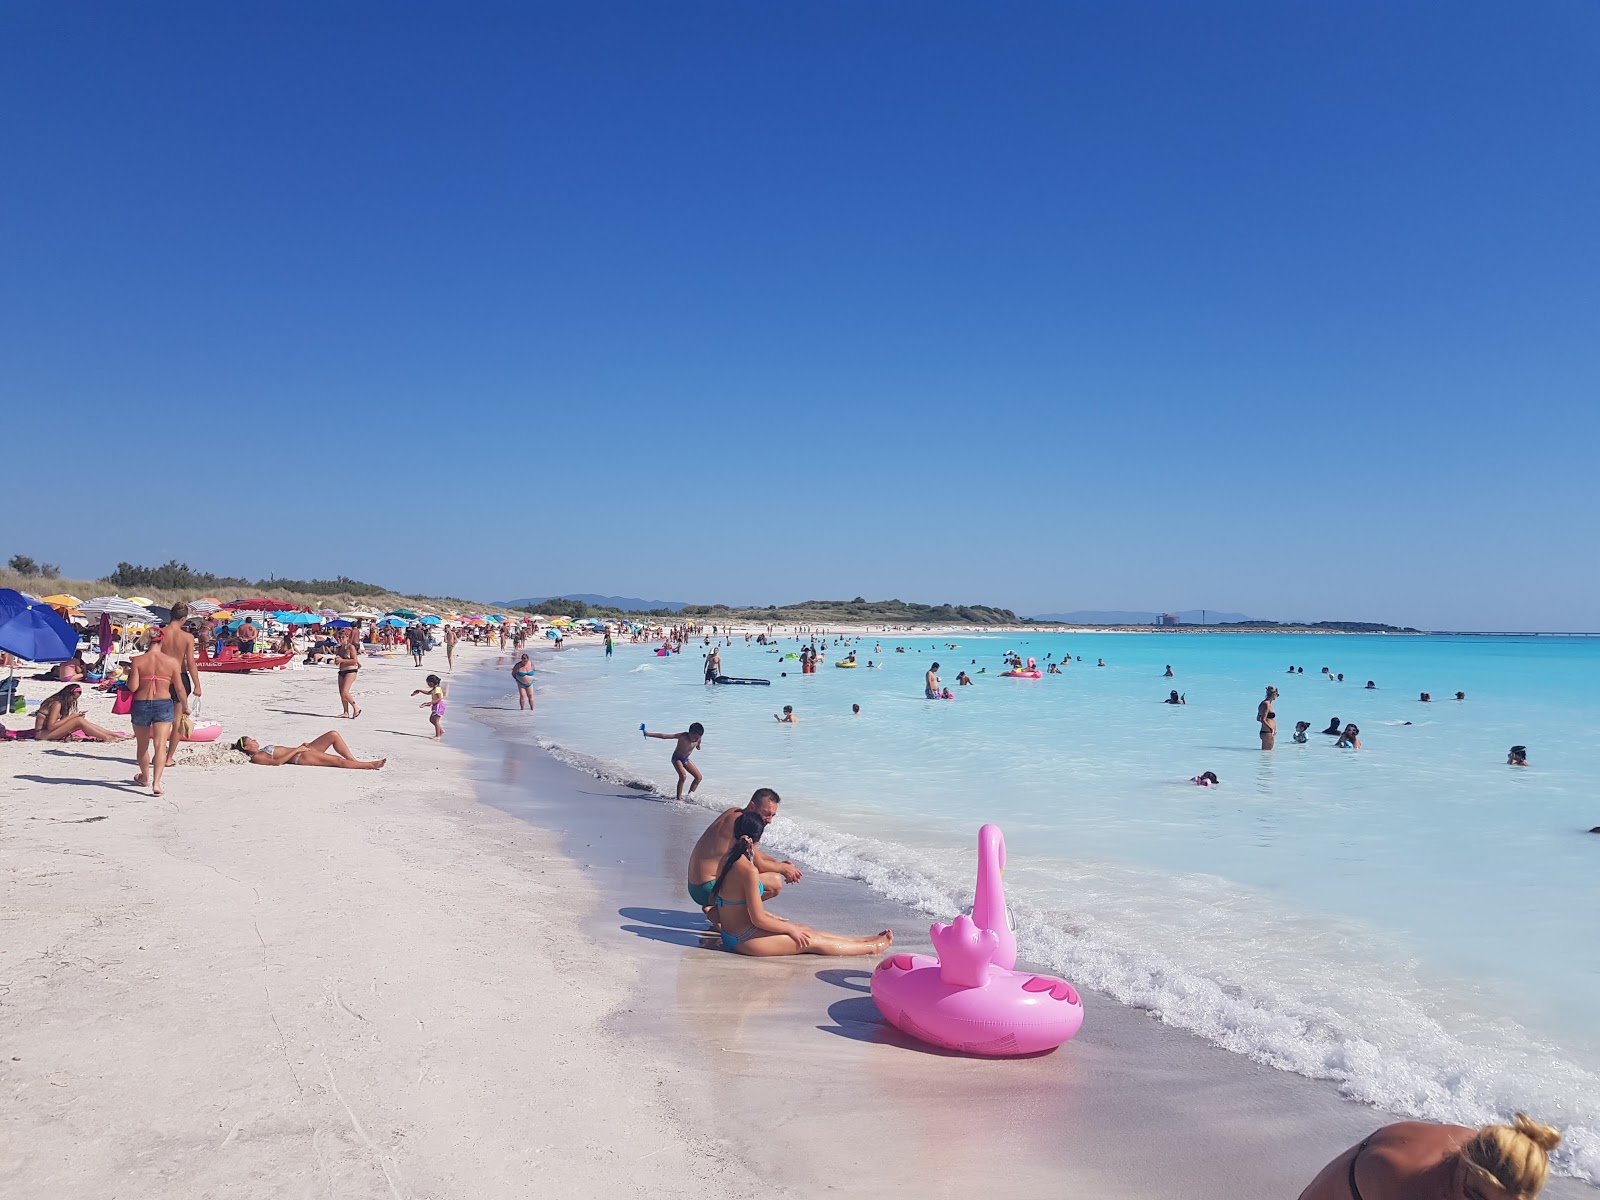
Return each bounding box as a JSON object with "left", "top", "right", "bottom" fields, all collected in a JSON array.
[{"left": 1348, "top": 1141, "right": 1369, "bottom": 1200}]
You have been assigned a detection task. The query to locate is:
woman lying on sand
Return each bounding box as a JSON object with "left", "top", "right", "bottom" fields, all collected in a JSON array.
[
  {"left": 1297, "top": 1112, "right": 1560, "bottom": 1200},
  {"left": 709, "top": 811, "right": 891, "bottom": 957},
  {"left": 33, "top": 685, "right": 127, "bottom": 743},
  {"left": 234, "top": 732, "right": 385, "bottom": 769}
]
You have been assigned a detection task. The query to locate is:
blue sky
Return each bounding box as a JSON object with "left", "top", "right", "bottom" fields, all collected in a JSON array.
[{"left": 3, "top": 2, "right": 1596, "bottom": 629}]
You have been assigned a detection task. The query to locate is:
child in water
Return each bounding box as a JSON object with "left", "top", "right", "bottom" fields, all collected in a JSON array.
[
  {"left": 1293, "top": 721, "right": 1311, "bottom": 743},
  {"left": 411, "top": 675, "right": 447, "bottom": 739},
  {"left": 775, "top": 705, "right": 798, "bottom": 723},
  {"left": 645, "top": 722, "right": 705, "bottom": 800},
  {"left": 1191, "top": 771, "right": 1220, "bottom": 786}
]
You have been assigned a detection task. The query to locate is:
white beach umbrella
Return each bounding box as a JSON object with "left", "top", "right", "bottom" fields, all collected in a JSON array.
[
  {"left": 77, "top": 596, "right": 156, "bottom": 621},
  {"left": 188, "top": 599, "right": 221, "bottom": 615},
  {"left": 339, "top": 608, "right": 378, "bottom": 620}
]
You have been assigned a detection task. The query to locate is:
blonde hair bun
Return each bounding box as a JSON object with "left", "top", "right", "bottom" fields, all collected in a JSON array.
[
  {"left": 1463, "top": 1112, "right": 1562, "bottom": 1200},
  {"left": 1510, "top": 1113, "right": 1562, "bottom": 1152}
]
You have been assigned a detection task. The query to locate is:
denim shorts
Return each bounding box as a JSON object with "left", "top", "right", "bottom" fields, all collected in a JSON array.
[{"left": 130, "top": 698, "right": 175, "bottom": 728}]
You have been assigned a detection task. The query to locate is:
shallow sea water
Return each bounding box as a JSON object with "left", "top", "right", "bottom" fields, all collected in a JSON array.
[{"left": 517, "top": 631, "right": 1600, "bottom": 1183}]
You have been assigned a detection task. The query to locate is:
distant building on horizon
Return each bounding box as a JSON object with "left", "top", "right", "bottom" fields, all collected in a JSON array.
[{"left": 1160, "top": 613, "right": 1180, "bottom": 626}]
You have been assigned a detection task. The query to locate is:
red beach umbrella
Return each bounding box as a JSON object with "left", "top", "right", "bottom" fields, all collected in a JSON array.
[{"left": 224, "top": 598, "right": 310, "bottom": 612}]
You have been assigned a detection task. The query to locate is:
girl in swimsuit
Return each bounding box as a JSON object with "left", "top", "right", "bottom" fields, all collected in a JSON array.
[
  {"left": 335, "top": 629, "right": 361, "bottom": 719},
  {"left": 32, "top": 684, "right": 127, "bottom": 744},
  {"left": 127, "top": 636, "right": 189, "bottom": 795},
  {"left": 412, "top": 675, "right": 447, "bottom": 739},
  {"left": 1295, "top": 1113, "right": 1559, "bottom": 1200},
  {"left": 709, "top": 812, "right": 892, "bottom": 957},
  {"left": 512, "top": 654, "right": 535, "bottom": 710}
]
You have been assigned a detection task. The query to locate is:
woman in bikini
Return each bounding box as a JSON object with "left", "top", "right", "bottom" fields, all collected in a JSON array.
[
  {"left": 1257, "top": 685, "right": 1279, "bottom": 750},
  {"left": 126, "top": 633, "right": 189, "bottom": 795},
  {"left": 335, "top": 628, "right": 361, "bottom": 718},
  {"left": 235, "top": 732, "right": 385, "bottom": 769},
  {"left": 32, "top": 684, "right": 127, "bottom": 743},
  {"left": 1296, "top": 1113, "right": 1559, "bottom": 1200},
  {"left": 708, "top": 811, "right": 892, "bottom": 957},
  {"left": 512, "top": 653, "right": 535, "bottom": 710}
]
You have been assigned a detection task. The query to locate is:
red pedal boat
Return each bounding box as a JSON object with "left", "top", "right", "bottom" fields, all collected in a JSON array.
[{"left": 196, "top": 652, "right": 294, "bottom": 673}]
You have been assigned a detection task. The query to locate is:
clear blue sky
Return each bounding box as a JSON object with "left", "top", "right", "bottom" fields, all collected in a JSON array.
[{"left": 3, "top": 2, "right": 1597, "bottom": 629}]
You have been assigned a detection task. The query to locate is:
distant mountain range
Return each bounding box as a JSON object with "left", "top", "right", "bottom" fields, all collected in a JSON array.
[
  {"left": 1028, "top": 609, "right": 1254, "bottom": 625},
  {"left": 497, "top": 593, "right": 689, "bottom": 613}
]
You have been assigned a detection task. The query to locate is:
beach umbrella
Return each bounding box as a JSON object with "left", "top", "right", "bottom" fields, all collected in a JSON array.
[
  {"left": 387, "top": 608, "right": 419, "bottom": 619},
  {"left": 420, "top": 614, "right": 441, "bottom": 625},
  {"left": 545, "top": 628, "right": 561, "bottom": 640},
  {"left": 98, "top": 611, "right": 114, "bottom": 655},
  {"left": 339, "top": 608, "right": 378, "bottom": 620},
  {"left": 40, "top": 593, "right": 83, "bottom": 613},
  {"left": 187, "top": 599, "right": 221, "bottom": 616},
  {"left": 378, "top": 616, "right": 408, "bottom": 627},
  {"left": 0, "top": 588, "right": 81, "bottom": 662},
  {"left": 327, "top": 619, "right": 353, "bottom": 629},
  {"left": 127, "top": 596, "right": 155, "bottom": 607},
  {"left": 146, "top": 605, "right": 173, "bottom": 623},
  {"left": 273, "top": 611, "right": 321, "bottom": 625},
  {"left": 77, "top": 596, "right": 156, "bottom": 621}
]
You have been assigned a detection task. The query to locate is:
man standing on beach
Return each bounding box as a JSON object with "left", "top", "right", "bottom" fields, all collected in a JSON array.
[
  {"left": 686, "top": 787, "right": 801, "bottom": 925},
  {"left": 162, "top": 603, "right": 203, "bottom": 709},
  {"left": 237, "top": 619, "right": 258, "bottom": 656}
]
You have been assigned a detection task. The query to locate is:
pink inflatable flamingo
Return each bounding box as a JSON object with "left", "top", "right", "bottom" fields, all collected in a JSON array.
[
  {"left": 973, "top": 823, "right": 1016, "bottom": 970},
  {"left": 871, "top": 825, "right": 1084, "bottom": 1056}
]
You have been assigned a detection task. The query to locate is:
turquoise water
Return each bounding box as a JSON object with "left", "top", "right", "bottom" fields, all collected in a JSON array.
[{"left": 520, "top": 632, "right": 1600, "bottom": 1182}]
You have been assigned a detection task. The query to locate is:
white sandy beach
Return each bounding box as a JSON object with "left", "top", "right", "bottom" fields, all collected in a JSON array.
[
  {"left": 3, "top": 643, "right": 1589, "bottom": 1199},
  {"left": 1, "top": 649, "right": 734, "bottom": 1198}
]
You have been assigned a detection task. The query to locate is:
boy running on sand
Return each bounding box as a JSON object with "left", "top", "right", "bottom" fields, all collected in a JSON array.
[{"left": 645, "top": 722, "right": 704, "bottom": 800}]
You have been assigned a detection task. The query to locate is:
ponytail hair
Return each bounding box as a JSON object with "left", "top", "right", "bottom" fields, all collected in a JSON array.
[
  {"left": 709, "top": 810, "right": 767, "bottom": 903},
  {"left": 1461, "top": 1113, "right": 1561, "bottom": 1200}
]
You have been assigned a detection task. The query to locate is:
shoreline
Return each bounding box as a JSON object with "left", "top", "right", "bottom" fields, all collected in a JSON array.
[
  {"left": 459, "top": 655, "right": 1590, "bottom": 1198},
  {"left": 3, "top": 647, "right": 1589, "bottom": 1196}
]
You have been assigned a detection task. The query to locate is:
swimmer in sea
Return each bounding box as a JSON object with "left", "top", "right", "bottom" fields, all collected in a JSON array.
[
  {"left": 645, "top": 721, "right": 705, "bottom": 801},
  {"left": 851, "top": 704, "right": 859, "bottom": 715},
  {"left": 1322, "top": 717, "right": 1343, "bottom": 736},
  {"left": 1365, "top": 680, "right": 1376, "bottom": 689},
  {"left": 1507, "top": 745, "right": 1528, "bottom": 767},
  {"left": 1164, "top": 665, "right": 1174, "bottom": 677},
  {"left": 1336, "top": 724, "right": 1362, "bottom": 749},
  {"left": 1096, "top": 658, "right": 1106, "bottom": 667},
  {"left": 775, "top": 705, "right": 798, "bottom": 723},
  {"left": 1191, "top": 771, "right": 1219, "bottom": 786},
  {"left": 1046, "top": 662, "right": 1061, "bottom": 675},
  {"left": 1420, "top": 692, "right": 1432, "bottom": 702},
  {"left": 1456, "top": 691, "right": 1466, "bottom": 701},
  {"left": 956, "top": 672, "right": 973, "bottom": 685},
  {"left": 1164, "top": 690, "right": 1185, "bottom": 705},
  {"left": 925, "top": 663, "right": 942, "bottom": 699}
]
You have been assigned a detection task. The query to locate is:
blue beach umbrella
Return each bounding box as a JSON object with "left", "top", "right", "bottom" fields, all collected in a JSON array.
[
  {"left": 378, "top": 616, "right": 408, "bottom": 627},
  {"left": 419, "top": 615, "right": 441, "bottom": 625},
  {"left": 272, "top": 612, "right": 321, "bottom": 625},
  {"left": 326, "top": 619, "right": 353, "bottom": 629},
  {"left": 0, "top": 588, "right": 82, "bottom": 662}
]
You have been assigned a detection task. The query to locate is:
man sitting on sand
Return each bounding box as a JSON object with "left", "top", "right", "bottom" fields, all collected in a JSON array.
[
  {"left": 234, "top": 732, "right": 386, "bottom": 769},
  {"left": 686, "top": 787, "right": 801, "bottom": 925}
]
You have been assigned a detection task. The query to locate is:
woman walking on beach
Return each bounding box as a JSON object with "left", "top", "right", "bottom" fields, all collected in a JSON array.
[
  {"left": 335, "top": 629, "right": 361, "bottom": 719},
  {"left": 126, "top": 633, "right": 189, "bottom": 795},
  {"left": 32, "top": 684, "right": 127, "bottom": 743},
  {"left": 1297, "top": 1112, "right": 1560, "bottom": 1200},
  {"left": 512, "top": 654, "right": 535, "bottom": 710},
  {"left": 444, "top": 626, "right": 456, "bottom": 673},
  {"left": 1257, "top": 686, "right": 1279, "bottom": 750},
  {"left": 709, "top": 812, "right": 892, "bottom": 957}
]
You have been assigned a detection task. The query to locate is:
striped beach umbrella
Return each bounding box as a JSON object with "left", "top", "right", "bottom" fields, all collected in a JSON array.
[{"left": 77, "top": 596, "right": 156, "bottom": 621}]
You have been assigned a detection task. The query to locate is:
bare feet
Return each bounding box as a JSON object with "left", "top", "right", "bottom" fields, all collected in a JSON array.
[{"left": 132, "top": 774, "right": 149, "bottom": 787}]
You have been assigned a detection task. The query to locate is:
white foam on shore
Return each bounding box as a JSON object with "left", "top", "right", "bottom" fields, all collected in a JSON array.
[{"left": 486, "top": 717, "right": 1599, "bottom": 1186}]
